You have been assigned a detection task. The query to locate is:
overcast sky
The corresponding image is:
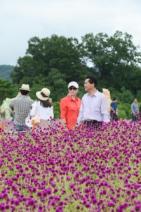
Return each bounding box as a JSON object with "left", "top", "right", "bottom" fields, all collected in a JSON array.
[{"left": 0, "top": 0, "right": 141, "bottom": 65}]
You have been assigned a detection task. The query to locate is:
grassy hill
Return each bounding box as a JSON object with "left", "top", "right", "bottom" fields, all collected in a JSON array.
[{"left": 0, "top": 65, "right": 14, "bottom": 81}]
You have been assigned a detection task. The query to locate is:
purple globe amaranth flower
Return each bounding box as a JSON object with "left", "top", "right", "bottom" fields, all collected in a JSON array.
[
  {"left": 91, "top": 196, "right": 97, "bottom": 204},
  {"left": 108, "top": 201, "right": 115, "bottom": 207},
  {"left": 1, "top": 120, "right": 141, "bottom": 210},
  {"left": 5, "top": 179, "right": 13, "bottom": 186},
  {"left": 56, "top": 206, "right": 63, "bottom": 212},
  {"left": 135, "top": 204, "right": 141, "bottom": 211},
  {"left": 26, "top": 198, "right": 36, "bottom": 206},
  {"left": 43, "top": 188, "right": 52, "bottom": 196}
]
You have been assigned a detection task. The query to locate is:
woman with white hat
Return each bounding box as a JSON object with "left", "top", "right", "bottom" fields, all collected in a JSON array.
[
  {"left": 60, "top": 81, "right": 81, "bottom": 129},
  {"left": 27, "top": 88, "right": 54, "bottom": 127}
]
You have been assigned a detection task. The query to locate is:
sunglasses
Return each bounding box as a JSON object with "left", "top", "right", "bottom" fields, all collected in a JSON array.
[{"left": 69, "top": 86, "right": 77, "bottom": 90}]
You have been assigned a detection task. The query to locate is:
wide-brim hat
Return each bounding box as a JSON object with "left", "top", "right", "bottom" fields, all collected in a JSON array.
[
  {"left": 20, "top": 84, "right": 30, "bottom": 91},
  {"left": 36, "top": 88, "right": 50, "bottom": 101}
]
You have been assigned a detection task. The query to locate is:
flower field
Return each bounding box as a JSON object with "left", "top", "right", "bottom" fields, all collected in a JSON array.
[{"left": 0, "top": 121, "right": 141, "bottom": 211}]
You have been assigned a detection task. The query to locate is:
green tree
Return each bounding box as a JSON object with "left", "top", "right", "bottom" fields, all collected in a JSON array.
[
  {"left": 46, "top": 68, "right": 67, "bottom": 101},
  {"left": 12, "top": 35, "right": 87, "bottom": 86},
  {"left": 11, "top": 32, "right": 141, "bottom": 105},
  {"left": 81, "top": 31, "right": 141, "bottom": 91},
  {"left": 0, "top": 79, "right": 17, "bottom": 104}
]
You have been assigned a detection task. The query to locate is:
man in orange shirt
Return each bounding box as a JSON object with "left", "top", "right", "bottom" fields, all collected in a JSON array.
[{"left": 60, "top": 81, "right": 81, "bottom": 129}]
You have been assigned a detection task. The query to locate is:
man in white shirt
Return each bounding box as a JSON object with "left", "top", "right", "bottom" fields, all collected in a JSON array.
[{"left": 77, "top": 76, "right": 110, "bottom": 128}]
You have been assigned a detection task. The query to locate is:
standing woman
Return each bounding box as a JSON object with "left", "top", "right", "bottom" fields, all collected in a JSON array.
[
  {"left": 60, "top": 81, "right": 81, "bottom": 129},
  {"left": 102, "top": 88, "right": 112, "bottom": 121},
  {"left": 29, "top": 88, "right": 54, "bottom": 127}
]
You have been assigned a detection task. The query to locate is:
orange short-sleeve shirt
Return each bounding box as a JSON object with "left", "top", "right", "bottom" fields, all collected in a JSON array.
[{"left": 60, "top": 96, "right": 81, "bottom": 129}]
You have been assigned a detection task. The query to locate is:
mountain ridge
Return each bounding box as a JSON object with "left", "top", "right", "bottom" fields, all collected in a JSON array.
[{"left": 0, "top": 65, "right": 14, "bottom": 81}]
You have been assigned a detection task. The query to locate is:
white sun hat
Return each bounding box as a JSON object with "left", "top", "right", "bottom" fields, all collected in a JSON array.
[{"left": 36, "top": 88, "right": 50, "bottom": 101}]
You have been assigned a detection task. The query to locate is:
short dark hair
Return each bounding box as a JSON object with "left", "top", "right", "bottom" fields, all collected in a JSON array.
[
  {"left": 113, "top": 98, "right": 117, "bottom": 101},
  {"left": 85, "top": 76, "right": 97, "bottom": 86},
  {"left": 20, "top": 90, "right": 29, "bottom": 95}
]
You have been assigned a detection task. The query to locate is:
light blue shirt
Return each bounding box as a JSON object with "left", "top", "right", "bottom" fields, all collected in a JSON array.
[
  {"left": 131, "top": 102, "right": 139, "bottom": 114},
  {"left": 77, "top": 90, "right": 110, "bottom": 123}
]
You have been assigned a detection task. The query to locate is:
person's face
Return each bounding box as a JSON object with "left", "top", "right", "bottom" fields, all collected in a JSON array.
[
  {"left": 84, "top": 79, "right": 94, "bottom": 92},
  {"left": 68, "top": 86, "right": 78, "bottom": 96}
]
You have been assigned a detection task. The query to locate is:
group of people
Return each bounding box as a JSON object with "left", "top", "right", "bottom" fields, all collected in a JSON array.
[
  {"left": 60, "top": 77, "right": 111, "bottom": 130},
  {"left": 1, "top": 75, "right": 139, "bottom": 132},
  {"left": 9, "top": 85, "right": 54, "bottom": 131},
  {"left": 0, "top": 76, "right": 113, "bottom": 131}
]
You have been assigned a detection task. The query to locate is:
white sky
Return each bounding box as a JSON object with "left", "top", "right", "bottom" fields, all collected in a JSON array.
[{"left": 0, "top": 0, "right": 141, "bottom": 65}]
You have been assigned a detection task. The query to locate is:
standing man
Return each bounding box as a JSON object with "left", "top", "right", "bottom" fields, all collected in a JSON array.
[
  {"left": 60, "top": 81, "right": 81, "bottom": 129},
  {"left": 77, "top": 76, "right": 110, "bottom": 128},
  {"left": 10, "top": 84, "right": 33, "bottom": 131},
  {"left": 131, "top": 98, "right": 139, "bottom": 121}
]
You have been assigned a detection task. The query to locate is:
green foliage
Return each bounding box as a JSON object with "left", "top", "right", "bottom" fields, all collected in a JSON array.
[
  {"left": 119, "top": 87, "right": 134, "bottom": 103},
  {"left": 110, "top": 87, "right": 134, "bottom": 119},
  {"left": 53, "top": 102, "right": 60, "bottom": 119},
  {"left": 110, "top": 87, "right": 134, "bottom": 103},
  {"left": 118, "top": 103, "right": 131, "bottom": 119},
  {"left": 11, "top": 32, "right": 141, "bottom": 101},
  {"left": 12, "top": 35, "right": 87, "bottom": 86},
  {"left": 81, "top": 31, "right": 141, "bottom": 91},
  {"left": 136, "top": 90, "right": 141, "bottom": 101},
  {"left": 46, "top": 68, "right": 67, "bottom": 101},
  {"left": 0, "top": 79, "right": 17, "bottom": 104}
]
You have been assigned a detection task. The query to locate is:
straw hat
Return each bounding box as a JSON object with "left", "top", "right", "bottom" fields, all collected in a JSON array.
[
  {"left": 20, "top": 84, "right": 30, "bottom": 91},
  {"left": 36, "top": 88, "right": 50, "bottom": 101}
]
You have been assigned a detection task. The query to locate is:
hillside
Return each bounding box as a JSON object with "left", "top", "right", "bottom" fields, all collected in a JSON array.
[{"left": 0, "top": 65, "right": 14, "bottom": 81}]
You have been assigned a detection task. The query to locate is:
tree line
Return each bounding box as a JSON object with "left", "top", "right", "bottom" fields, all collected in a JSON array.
[{"left": 1, "top": 31, "right": 141, "bottom": 104}]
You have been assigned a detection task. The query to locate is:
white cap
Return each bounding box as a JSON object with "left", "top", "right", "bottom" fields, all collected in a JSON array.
[{"left": 68, "top": 81, "right": 79, "bottom": 89}]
